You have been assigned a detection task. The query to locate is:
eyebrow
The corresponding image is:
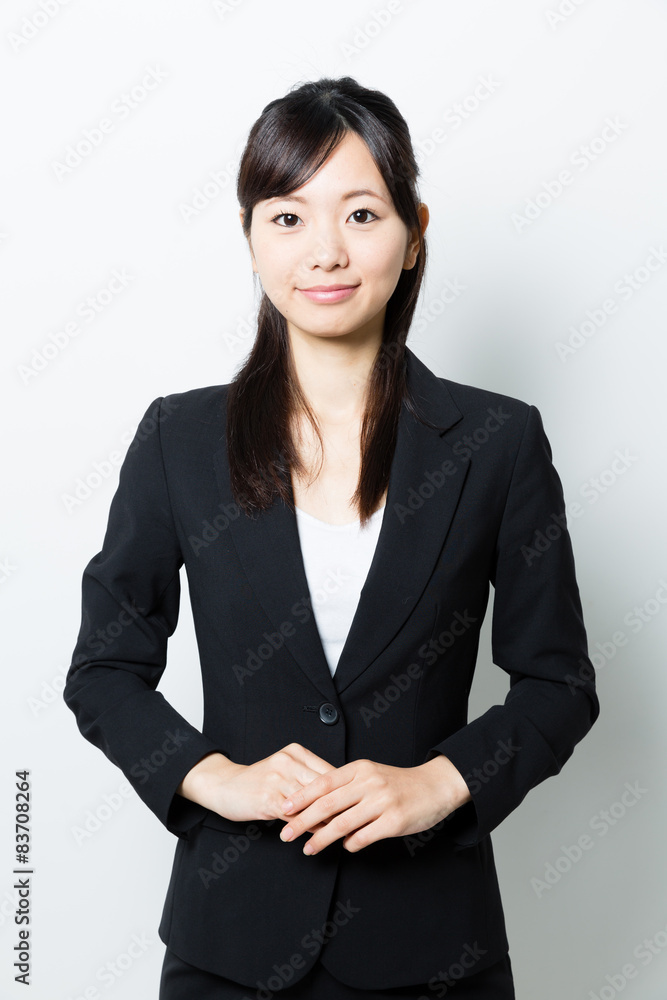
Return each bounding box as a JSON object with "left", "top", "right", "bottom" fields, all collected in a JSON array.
[{"left": 264, "top": 189, "right": 389, "bottom": 207}]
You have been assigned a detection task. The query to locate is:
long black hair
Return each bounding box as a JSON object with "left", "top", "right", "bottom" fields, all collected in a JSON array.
[{"left": 229, "top": 76, "right": 429, "bottom": 527}]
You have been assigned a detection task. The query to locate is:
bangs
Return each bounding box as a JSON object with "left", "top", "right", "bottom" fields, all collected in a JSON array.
[{"left": 243, "top": 110, "right": 351, "bottom": 205}]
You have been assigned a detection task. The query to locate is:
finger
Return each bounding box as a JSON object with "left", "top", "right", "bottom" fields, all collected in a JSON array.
[
  {"left": 299, "top": 819, "right": 328, "bottom": 837},
  {"left": 281, "top": 766, "right": 342, "bottom": 815},
  {"left": 304, "top": 807, "right": 380, "bottom": 856},
  {"left": 272, "top": 745, "right": 335, "bottom": 812},
  {"left": 281, "top": 783, "right": 359, "bottom": 841},
  {"left": 279, "top": 754, "right": 342, "bottom": 814},
  {"left": 280, "top": 763, "right": 336, "bottom": 810},
  {"left": 341, "top": 818, "right": 382, "bottom": 854},
  {"left": 285, "top": 744, "right": 337, "bottom": 783}
]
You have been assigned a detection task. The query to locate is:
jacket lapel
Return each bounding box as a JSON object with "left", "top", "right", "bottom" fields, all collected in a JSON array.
[{"left": 213, "top": 348, "right": 468, "bottom": 699}]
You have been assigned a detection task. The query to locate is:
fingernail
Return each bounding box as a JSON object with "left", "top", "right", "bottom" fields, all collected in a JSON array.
[
  {"left": 283, "top": 800, "right": 293, "bottom": 812},
  {"left": 281, "top": 826, "right": 293, "bottom": 841},
  {"left": 303, "top": 843, "right": 314, "bottom": 855}
]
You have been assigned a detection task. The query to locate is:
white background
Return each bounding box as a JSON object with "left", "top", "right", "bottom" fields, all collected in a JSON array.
[{"left": 2, "top": 1, "right": 667, "bottom": 997}]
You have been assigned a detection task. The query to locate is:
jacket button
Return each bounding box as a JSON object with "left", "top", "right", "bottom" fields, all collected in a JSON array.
[{"left": 318, "top": 703, "right": 339, "bottom": 725}]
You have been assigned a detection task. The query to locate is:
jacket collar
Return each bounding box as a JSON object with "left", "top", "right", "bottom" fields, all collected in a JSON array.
[{"left": 213, "top": 347, "right": 468, "bottom": 698}]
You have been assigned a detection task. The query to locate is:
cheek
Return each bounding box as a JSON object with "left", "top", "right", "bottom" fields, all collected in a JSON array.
[
  {"left": 361, "top": 242, "right": 406, "bottom": 292},
  {"left": 362, "top": 226, "right": 407, "bottom": 266},
  {"left": 258, "top": 243, "right": 306, "bottom": 291}
]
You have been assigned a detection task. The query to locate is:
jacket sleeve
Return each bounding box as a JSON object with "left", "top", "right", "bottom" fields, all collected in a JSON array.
[
  {"left": 422, "top": 403, "right": 600, "bottom": 849},
  {"left": 63, "top": 396, "right": 230, "bottom": 839}
]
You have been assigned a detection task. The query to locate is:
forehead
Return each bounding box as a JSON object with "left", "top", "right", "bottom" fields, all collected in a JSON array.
[{"left": 261, "top": 132, "right": 391, "bottom": 206}]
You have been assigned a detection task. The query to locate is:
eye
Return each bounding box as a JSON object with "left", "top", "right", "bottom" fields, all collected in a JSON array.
[
  {"left": 269, "top": 207, "right": 379, "bottom": 228},
  {"left": 347, "top": 207, "right": 378, "bottom": 224},
  {"left": 269, "top": 212, "right": 301, "bottom": 228}
]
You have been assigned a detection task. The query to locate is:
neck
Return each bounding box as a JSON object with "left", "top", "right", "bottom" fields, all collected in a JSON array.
[{"left": 288, "top": 332, "right": 381, "bottom": 425}]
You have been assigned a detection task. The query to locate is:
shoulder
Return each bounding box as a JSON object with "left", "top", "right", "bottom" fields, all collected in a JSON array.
[
  {"left": 405, "top": 349, "right": 534, "bottom": 440},
  {"left": 160, "top": 382, "right": 230, "bottom": 415},
  {"left": 435, "top": 375, "right": 538, "bottom": 448},
  {"left": 437, "top": 375, "right": 531, "bottom": 419},
  {"left": 140, "top": 383, "right": 231, "bottom": 439},
  {"left": 123, "top": 385, "right": 231, "bottom": 463},
  {"left": 425, "top": 375, "right": 554, "bottom": 468},
  {"left": 422, "top": 376, "right": 557, "bottom": 491}
]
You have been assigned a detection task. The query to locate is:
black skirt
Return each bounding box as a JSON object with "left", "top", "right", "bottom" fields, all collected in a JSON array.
[{"left": 159, "top": 947, "right": 515, "bottom": 999}]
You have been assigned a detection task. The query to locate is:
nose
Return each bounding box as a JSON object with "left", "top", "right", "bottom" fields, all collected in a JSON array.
[{"left": 301, "top": 227, "right": 349, "bottom": 273}]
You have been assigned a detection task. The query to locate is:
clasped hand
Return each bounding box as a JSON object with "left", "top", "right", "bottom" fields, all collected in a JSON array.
[
  {"left": 274, "top": 744, "right": 467, "bottom": 856},
  {"left": 192, "top": 742, "right": 471, "bottom": 856}
]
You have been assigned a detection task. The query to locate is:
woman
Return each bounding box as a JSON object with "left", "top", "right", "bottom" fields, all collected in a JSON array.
[{"left": 64, "top": 77, "right": 600, "bottom": 999}]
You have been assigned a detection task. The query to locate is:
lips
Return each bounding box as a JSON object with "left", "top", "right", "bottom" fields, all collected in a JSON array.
[
  {"left": 298, "top": 284, "right": 360, "bottom": 303},
  {"left": 301, "top": 284, "right": 358, "bottom": 291}
]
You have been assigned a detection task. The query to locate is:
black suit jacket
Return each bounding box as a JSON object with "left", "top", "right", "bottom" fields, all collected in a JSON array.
[{"left": 64, "top": 347, "right": 599, "bottom": 989}]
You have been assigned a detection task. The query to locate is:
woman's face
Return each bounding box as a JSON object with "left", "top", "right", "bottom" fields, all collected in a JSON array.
[{"left": 241, "top": 131, "right": 428, "bottom": 348}]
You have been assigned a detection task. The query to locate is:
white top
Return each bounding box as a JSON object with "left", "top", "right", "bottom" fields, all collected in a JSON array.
[{"left": 294, "top": 504, "right": 386, "bottom": 676}]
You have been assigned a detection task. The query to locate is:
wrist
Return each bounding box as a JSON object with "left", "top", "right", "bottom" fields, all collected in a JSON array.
[
  {"left": 178, "top": 752, "right": 240, "bottom": 809},
  {"left": 421, "top": 754, "right": 472, "bottom": 812}
]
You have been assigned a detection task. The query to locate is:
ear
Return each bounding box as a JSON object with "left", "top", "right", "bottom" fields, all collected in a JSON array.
[{"left": 404, "top": 203, "right": 429, "bottom": 270}]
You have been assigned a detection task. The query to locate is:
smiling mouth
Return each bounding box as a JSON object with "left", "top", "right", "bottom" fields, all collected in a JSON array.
[
  {"left": 300, "top": 284, "right": 359, "bottom": 291},
  {"left": 297, "top": 285, "right": 360, "bottom": 303}
]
